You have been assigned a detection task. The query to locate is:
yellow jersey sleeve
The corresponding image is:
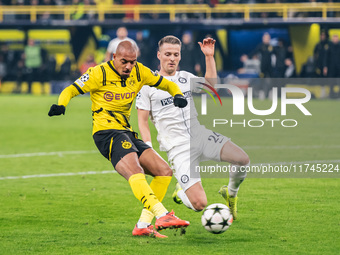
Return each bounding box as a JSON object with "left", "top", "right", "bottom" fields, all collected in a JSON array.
[
  {"left": 58, "top": 85, "right": 80, "bottom": 106},
  {"left": 57, "top": 66, "right": 103, "bottom": 106},
  {"left": 73, "top": 66, "right": 101, "bottom": 94},
  {"left": 138, "top": 63, "right": 183, "bottom": 97}
]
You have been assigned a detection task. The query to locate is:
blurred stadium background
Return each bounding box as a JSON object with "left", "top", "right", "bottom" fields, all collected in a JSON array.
[{"left": 0, "top": 0, "right": 340, "bottom": 98}]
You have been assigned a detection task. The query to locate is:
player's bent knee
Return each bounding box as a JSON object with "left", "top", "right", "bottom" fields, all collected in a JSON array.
[
  {"left": 159, "top": 162, "right": 172, "bottom": 176},
  {"left": 161, "top": 166, "right": 173, "bottom": 176},
  {"left": 233, "top": 151, "right": 250, "bottom": 166},
  {"left": 239, "top": 154, "right": 250, "bottom": 166},
  {"left": 155, "top": 163, "right": 172, "bottom": 176},
  {"left": 191, "top": 198, "right": 207, "bottom": 211},
  {"left": 192, "top": 201, "right": 207, "bottom": 211}
]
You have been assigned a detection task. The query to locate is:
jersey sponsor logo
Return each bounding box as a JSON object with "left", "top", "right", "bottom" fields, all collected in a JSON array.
[
  {"left": 121, "top": 140, "right": 132, "bottom": 149},
  {"left": 181, "top": 174, "right": 189, "bottom": 184},
  {"left": 160, "top": 91, "right": 192, "bottom": 106},
  {"left": 104, "top": 91, "right": 114, "bottom": 101},
  {"left": 178, "top": 77, "right": 187, "bottom": 83},
  {"left": 160, "top": 96, "right": 174, "bottom": 106},
  {"left": 80, "top": 73, "right": 90, "bottom": 82},
  {"left": 104, "top": 91, "right": 136, "bottom": 101}
]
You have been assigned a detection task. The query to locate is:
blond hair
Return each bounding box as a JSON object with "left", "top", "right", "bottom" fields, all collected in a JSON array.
[{"left": 158, "top": 35, "right": 181, "bottom": 50}]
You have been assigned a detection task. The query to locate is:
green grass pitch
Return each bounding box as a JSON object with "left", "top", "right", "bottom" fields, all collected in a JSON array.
[{"left": 0, "top": 94, "right": 339, "bottom": 255}]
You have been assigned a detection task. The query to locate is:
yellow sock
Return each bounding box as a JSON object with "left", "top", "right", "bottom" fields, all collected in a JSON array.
[
  {"left": 128, "top": 173, "right": 160, "bottom": 210},
  {"left": 138, "top": 208, "right": 154, "bottom": 225},
  {"left": 138, "top": 176, "right": 172, "bottom": 224},
  {"left": 151, "top": 202, "right": 167, "bottom": 218},
  {"left": 150, "top": 176, "right": 172, "bottom": 202}
]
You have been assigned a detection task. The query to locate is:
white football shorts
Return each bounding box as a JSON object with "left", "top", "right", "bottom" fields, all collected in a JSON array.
[{"left": 167, "top": 126, "right": 230, "bottom": 192}]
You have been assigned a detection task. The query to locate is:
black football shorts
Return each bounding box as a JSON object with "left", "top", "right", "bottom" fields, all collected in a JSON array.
[{"left": 93, "top": 129, "right": 151, "bottom": 168}]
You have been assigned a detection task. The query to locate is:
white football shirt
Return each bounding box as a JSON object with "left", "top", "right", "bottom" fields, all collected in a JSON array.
[{"left": 136, "top": 71, "right": 203, "bottom": 151}]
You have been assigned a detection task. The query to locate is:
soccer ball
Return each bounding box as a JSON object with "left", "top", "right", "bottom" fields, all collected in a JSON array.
[{"left": 201, "top": 203, "right": 233, "bottom": 234}]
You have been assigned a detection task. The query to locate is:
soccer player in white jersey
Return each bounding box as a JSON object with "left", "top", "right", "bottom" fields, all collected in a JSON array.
[{"left": 135, "top": 35, "right": 249, "bottom": 223}]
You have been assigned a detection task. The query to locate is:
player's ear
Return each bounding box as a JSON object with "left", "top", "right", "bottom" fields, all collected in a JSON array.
[
  {"left": 157, "top": 51, "right": 161, "bottom": 60},
  {"left": 112, "top": 53, "right": 116, "bottom": 60}
]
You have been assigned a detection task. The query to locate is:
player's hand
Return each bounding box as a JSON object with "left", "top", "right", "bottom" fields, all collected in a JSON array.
[
  {"left": 173, "top": 94, "right": 188, "bottom": 108},
  {"left": 48, "top": 104, "right": 65, "bottom": 116},
  {"left": 198, "top": 37, "right": 216, "bottom": 57}
]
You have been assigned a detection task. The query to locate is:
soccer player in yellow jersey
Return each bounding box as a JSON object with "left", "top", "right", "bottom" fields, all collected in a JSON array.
[{"left": 48, "top": 41, "right": 190, "bottom": 238}]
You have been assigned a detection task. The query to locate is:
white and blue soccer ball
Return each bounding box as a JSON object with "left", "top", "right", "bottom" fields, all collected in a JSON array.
[{"left": 201, "top": 203, "right": 233, "bottom": 234}]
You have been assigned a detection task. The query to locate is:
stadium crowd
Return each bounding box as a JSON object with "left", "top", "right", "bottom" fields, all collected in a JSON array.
[
  {"left": 0, "top": 27, "right": 206, "bottom": 93},
  {"left": 0, "top": 38, "right": 78, "bottom": 93},
  {"left": 0, "top": 27, "right": 339, "bottom": 97},
  {"left": 0, "top": 0, "right": 338, "bottom": 5},
  {"left": 0, "top": 0, "right": 339, "bottom": 22}
]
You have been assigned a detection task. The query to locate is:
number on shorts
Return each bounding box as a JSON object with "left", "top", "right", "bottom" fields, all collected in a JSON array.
[{"left": 208, "top": 132, "right": 224, "bottom": 144}]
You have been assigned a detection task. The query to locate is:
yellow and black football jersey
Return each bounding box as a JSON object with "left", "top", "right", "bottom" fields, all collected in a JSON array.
[{"left": 58, "top": 61, "right": 183, "bottom": 134}]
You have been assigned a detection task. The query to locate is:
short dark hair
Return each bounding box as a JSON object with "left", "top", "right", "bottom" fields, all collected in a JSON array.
[{"left": 158, "top": 35, "right": 181, "bottom": 50}]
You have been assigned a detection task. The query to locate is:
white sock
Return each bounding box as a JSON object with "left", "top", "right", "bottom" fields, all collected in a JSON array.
[
  {"left": 136, "top": 221, "right": 150, "bottom": 228},
  {"left": 155, "top": 211, "right": 168, "bottom": 219},
  {"left": 177, "top": 189, "right": 198, "bottom": 211},
  {"left": 228, "top": 163, "right": 248, "bottom": 197}
]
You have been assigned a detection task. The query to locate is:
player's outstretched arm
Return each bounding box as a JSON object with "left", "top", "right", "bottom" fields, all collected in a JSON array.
[
  {"left": 48, "top": 85, "right": 80, "bottom": 117},
  {"left": 156, "top": 79, "right": 187, "bottom": 108},
  {"left": 198, "top": 37, "right": 217, "bottom": 87},
  {"left": 48, "top": 104, "right": 65, "bottom": 116},
  {"left": 140, "top": 64, "right": 187, "bottom": 108},
  {"left": 173, "top": 94, "right": 187, "bottom": 108}
]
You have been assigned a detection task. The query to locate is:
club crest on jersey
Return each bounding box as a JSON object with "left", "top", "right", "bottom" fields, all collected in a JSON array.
[
  {"left": 128, "top": 79, "right": 136, "bottom": 86},
  {"left": 181, "top": 174, "right": 189, "bottom": 184},
  {"left": 178, "top": 77, "right": 187, "bottom": 83},
  {"left": 80, "top": 73, "right": 90, "bottom": 82},
  {"left": 122, "top": 140, "right": 132, "bottom": 149}
]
